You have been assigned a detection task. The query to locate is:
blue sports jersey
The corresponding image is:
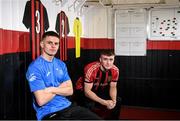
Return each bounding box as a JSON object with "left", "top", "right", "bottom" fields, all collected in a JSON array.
[{"left": 26, "top": 56, "right": 71, "bottom": 120}]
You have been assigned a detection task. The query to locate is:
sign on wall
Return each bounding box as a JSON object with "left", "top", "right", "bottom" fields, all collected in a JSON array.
[
  {"left": 149, "top": 8, "right": 180, "bottom": 40},
  {"left": 115, "top": 9, "right": 147, "bottom": 56}
]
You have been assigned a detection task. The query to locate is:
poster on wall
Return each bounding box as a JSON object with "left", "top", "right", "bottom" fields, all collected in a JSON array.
[
  {"left": 115, "top": 9, "right": 147, "bottom": 56},
  {"left": 149, "top": 8, "right": 180, "bottom": 40}
]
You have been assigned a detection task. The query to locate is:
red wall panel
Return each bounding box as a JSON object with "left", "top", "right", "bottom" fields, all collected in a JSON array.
[{"left": 1, "top": 29, "right": 180, "bottom": 55}]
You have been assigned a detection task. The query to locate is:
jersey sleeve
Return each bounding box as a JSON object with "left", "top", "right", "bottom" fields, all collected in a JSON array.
[
  {"left": 62, "top": 65, "right": 71, "bottom": 82},
  {"left": 59, "top": 61, "right": 71, "bottom": 82},
  {"left": 66, "top": 16, "right": 70, "bottom": 35},
  {"left": 22, "top": 1, "right": 31, "bottom": 29},
  {"left": 84, "top": 64, "right": 94, "bottom": 83},
  {"left": 111, "top": 66, "right": 119, "bottom": 82},
  {"left": 55, "top": 13, "right": 60, "bottom": 33},
  {"left": 43, "top": 6, "right": 49, "bottom": 31},
  {"left": 26, "top": 65, "right": 46, "bottom": 92}
]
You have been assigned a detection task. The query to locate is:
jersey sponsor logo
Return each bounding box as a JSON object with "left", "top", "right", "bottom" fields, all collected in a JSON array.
[
  {"left": 57, "top": 69, "right": 63, "bottom": 75},
  {"left": 94, "top": 82, "right": 108, "bottom": 87}
]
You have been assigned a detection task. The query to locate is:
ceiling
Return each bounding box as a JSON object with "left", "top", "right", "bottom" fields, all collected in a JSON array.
[
  {"left": 59, "top": 0, "right": 180, "bottom": 15},
  {"left": 85, "top": 0, "right": 180, "bottom": 6},
  {"left": 86, "top": 0, "right": 165, "bottom": 5}
]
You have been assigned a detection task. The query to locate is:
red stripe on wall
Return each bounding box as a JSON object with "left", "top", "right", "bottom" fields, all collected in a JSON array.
[
  {"left": 67, "top": 37, "right": 114, "bottom": 49},
  {"left": 0, "top": 29, "right": 30, "bottom": 55},
  {"left": 1, "top": 30, "right": 180, "bottom": 55},
  {"left": 67, "top": 37, "right": 75, "bottom": 48},
  {"left": 81, "top": 38, "right": 114, "bottom": 49},
  {"left": 147, "top": 40, "right": 180, "bottom": 50},
  {"left": 0, "top": 29, "right": 3, "bottom": 54}
]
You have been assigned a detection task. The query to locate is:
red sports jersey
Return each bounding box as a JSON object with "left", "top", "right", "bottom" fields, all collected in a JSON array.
[
  {"left": 22, "top": 0, "right": 49, "bottom": 60},
  {"left": 55, "top": 11, "right": 70, "bottom": 61},
  {"left": 76, "top": 61, "right": 119, "bottom": 92}
]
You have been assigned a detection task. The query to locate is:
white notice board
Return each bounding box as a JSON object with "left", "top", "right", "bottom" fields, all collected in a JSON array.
[
  {"left": 115, "top": 9, "right": 147, "bottom": 56},
  {"left": 149, "top": 8, "right": 180, "bottom": 40}
]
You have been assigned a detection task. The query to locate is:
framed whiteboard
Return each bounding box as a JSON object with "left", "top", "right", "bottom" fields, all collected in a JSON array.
[
  {"left": 149, "top": 8, "right": 180, "bottom": 40},
  {"left": 115, "top": 9, "right": 147, "bottom": 56}
]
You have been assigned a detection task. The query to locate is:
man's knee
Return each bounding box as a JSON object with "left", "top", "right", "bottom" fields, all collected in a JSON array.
[{"left": 116, "top": 97, "right": 122, "bottom": 108}]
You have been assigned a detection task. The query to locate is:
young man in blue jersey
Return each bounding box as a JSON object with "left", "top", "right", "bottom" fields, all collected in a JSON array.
[{"left": 26, "top": 31, "right": 101, "bottom": 120}]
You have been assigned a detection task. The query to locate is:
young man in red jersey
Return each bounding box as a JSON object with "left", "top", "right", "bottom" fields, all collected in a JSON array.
[{"left": 75, "top": 50, "right": 122, "bottom": 120}]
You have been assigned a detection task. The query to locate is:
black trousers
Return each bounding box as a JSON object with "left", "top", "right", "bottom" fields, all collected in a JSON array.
[
  {"left": 42, "top": 103, "right": 102, "bottom": 120},
  {"left": 86, "top": 97, "right": 122, "bottom": 120},
  {"left": 74, "top": 90, "right": 122, "bottom": 120}
]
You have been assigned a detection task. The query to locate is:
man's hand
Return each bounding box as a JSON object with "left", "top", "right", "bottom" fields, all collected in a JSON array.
[{"left": 106, "top": 100, "right": 116, "bottom": 109}]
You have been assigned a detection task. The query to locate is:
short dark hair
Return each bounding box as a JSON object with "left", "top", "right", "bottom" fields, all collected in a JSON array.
[
  {"left": 42, "top": 31, "right": 59, "bottom": 41},
  {"left": 100, "top": 49, "right": 115, "bottom": 56}
]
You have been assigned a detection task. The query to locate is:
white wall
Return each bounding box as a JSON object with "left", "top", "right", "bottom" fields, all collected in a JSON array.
[
  {"left": 1, "top": 0, "right": 26, "bottom": 31},
  {"left": 0, "top": 0, "right": 2, "bottom": 28}
]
